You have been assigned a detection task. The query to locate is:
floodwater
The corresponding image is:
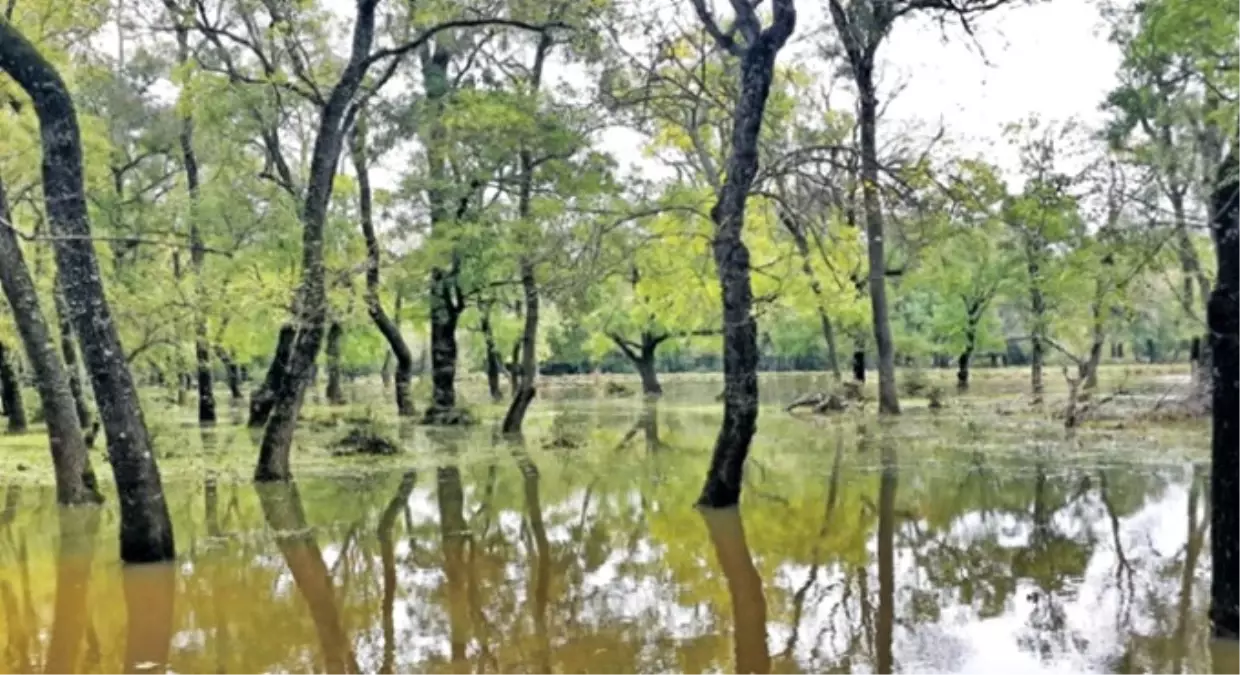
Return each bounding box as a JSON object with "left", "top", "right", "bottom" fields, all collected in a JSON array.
[{"left": 0, "top": 378, "right": 1231, "bottom": 674}]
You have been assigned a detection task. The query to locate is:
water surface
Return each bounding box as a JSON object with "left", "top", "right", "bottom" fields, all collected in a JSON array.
[{"left": 0, "top": 391, "right": 1224, "bottom": 674}]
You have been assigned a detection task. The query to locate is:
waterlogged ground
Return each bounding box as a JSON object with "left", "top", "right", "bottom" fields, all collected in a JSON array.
[{"left": 0, "top": 366, "right": 1232, "bottom": 674}]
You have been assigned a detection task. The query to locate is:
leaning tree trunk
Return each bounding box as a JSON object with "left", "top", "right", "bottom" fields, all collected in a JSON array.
[
  {"left": 1208, "top": 145, "right": 1238, "bottom": 639},
  {"left": 52, "top": 283, "right": 91, "bottom": 430},
  {"left": 350, "top": 121, "right": 415, "bottom": 417},
  {"left": 0, "top": 341, "right": 26, "bottom": 433},
  {"left": 255, "top": 0, "right": 390, "bottom": 481},
  {"left": 0, "top": 171, "right": 101, "bottom": 505},
  {"left": 694, "top": 2, "right": 796, "bottom": 508},
  {"left": 325, "top": 321, "right": 345, "bottom": 405},
  {"left": 0, "top": 22, "right": 173, "bottom": 560},
  {"left": 249, "top": 324, "right": 295, "bottom": 427}
]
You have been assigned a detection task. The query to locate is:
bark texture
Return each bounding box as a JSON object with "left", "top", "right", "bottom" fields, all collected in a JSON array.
[
  {"left": 0, "top": 22, "right": 174, "bottom": 561},
  {"left": 1208, "top": 146, "right": 1238, "bottom": 639},
  {"left": 325, "top": 321, "right": 345, "bottom": 405},
  {"left": 692, "top": 0, "right": 796, "bottom": 508},
  {"left": 0, "top": 177, "right": 99, "bottom": 503}
]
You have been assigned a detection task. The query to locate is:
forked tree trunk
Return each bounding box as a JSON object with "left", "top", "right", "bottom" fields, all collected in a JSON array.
[
  {"left": 694, "top": 1, "right": 795, "bottom": 508},
  {"left": 611, "top": 332, "right": 665, "bottom": 397},
  {"left": 350, "top": 122, "right": 414, "bottom": 417},
  {"left": 0, "top": 23, "right": 173, "bottom": 560},
  {"left": 0, "top": 341, "right": 26, "bottom": 433},
  {"left": 1208, "top": 146, "right": 1238, "bottom": 639},
  {"left": 325, "top": 321, "right": 345, "bottom": 405}
]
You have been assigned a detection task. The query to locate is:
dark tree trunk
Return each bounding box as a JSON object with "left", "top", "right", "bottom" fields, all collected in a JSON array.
[
  {"left": 502, "top": 259, "right": 539, "bottom": 434},
  {"left": 1147, "top": 338, "right": 1159, "bottom": 363},
  {"left": 855, "top": 78, "right": 898, "bottom": 414},
  {"left": 1028, "top": 251, "right": 1047, "bottom": 405},
  {"left": 52, "top": 283, "right": 90, "bottom": 431},
  {"left": 426, "top": 279, "right": 462, "bottom": 420},
  {"left": 515, "top": 451, "right": 552, "bottom": 673},
  {"left": 257, "top": 483, "right": 359, "bottom": 672},
  {"left": 507, "top": 341, "right": 521, "bottom": 399},
  {"left": 499, "top": 34, "right": 552, "bottom": 435},
  {"left": 1083, "top": 297, "right": 1106, "bottom": 391},
  {"left": 1116, "top": 342, "right": 1124, "bottom": 359},
  {"left": 957, "top": 321, "right": 977, "bottom": 392},
  {"left": 216, "top": 348, "right": 243, "bottom": 402},
  {"left": 481, "top": 307, "right": 503, "bottom": 402},
  {"left": 701, "top": 508, "right": 770, "bottom": 674},
  {"left": 0, "top": 342, "right": 26, "bottom": 434},
  {"left": 0, "top": 22, "right": 173, "bottom": 560},
  {"left": 161, "top": 2, "right": 216, "bottom": 426},
  {"left": 350, "top": 121, "right": 414, "bottom": 417},
  {"left": 250, "top": 324, "right": 295, "bottom": 427},
  {"left": 1208, "top": 146, "right": 1238, "bottom": 639},
  {"left": 254, "top": 0, "right": 388, "bottom": 481},
  {"left": 325, "top": 321, "right": 345, "bottom": 406},
  {"left": 852, "top": 348, "right": 865, "bottom": 383},
  {"left": 693, "top": 2, "right": 795, "bottom": 508},
  {"left": 611, "top": 332, "right": 665, "bottom": 397}
]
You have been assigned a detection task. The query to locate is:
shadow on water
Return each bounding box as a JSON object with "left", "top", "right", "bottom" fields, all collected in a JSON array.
[{"left": 0, "top": 402, "right": 1227, "bottom": 674}]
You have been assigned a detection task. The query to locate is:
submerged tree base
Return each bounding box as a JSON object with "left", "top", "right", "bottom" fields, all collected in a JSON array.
[{"left": 420, "top": 406, "right": 476, "bottom": 427}]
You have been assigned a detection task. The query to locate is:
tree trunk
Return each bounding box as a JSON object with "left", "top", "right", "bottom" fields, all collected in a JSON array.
[
  {"left": 325, "top": 321, "right": 345, "bottom": 406},
  {"left": 52, "top": 283, "right": 90, "bottom": 431},
  {"left": 481, "top": 305, "right": 503, "bottom": 402},
  {"left": 957, "top": 326, "right": 975, "bottom": 393},
  {"left": 0, "top": 342, "right": 26, "bottom": 434},
  {"left": 696, "top": 11, "right": 795, "bottom": 507},
  {"left": 852, "top": 348, "right": 865, "bottom": 383},
  {"left": 350, "top": 121, "right": 415, "bottom": 417},
  {"left": 122, "top": 563, "right": 176, "bottom": 674},
  {"left": 1028, "top": 252, "right": 1046, "bottom": 405},
  {"left": 250, "top": 324, "right": 295, "bottom": 427},
  {"left": 1208, "top": 145, "right": 1238, "bottom": 639},
  {"left": 378, "top": 472, "right": 416, "bottom": 675},
  {"left": 780, "top": 206, "right": 842, "bottom": 380},
  {"left": 426, "top": 279, "right": 462, "bottom": 420},
  {"left": 216, "top": 348, "right": 243, "bottom": 402},
  {"left": 612, "top": 332, "right": 665, "bottom": 397},
  {"left": 44, "top": 507, "right": 101, "bottom": 674},
  {"left": 254, "top": 0, "right": 386, "bottom": 481},
  {"left": 0, "top": 23, "right": 172, "bottom": 559},
  {"left": 856, "top": 77, "right": 899, "bottom": 415},
  {"left": 1083, "top": 298, "right": 1105, "bottom": 391},
  {"left": 502, "top": 259, "right": 539, "bottom": 434}
]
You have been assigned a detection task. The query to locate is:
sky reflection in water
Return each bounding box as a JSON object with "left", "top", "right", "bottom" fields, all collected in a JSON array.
[{"left": 0, "top": 403, "right": 1222, "bottom": 674}]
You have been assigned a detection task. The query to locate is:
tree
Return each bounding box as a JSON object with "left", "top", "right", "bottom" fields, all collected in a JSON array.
[
  {"left": 690, "top": 0, "right": 796, "bottom": 508},
  {"left": 0, "top": 175, "right": 100, "bottom": 504},
  {"left": 0, "top": 19, "right": 174, "bottom": 562}
]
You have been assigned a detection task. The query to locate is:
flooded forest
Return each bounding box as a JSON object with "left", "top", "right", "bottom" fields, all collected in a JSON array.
[{"left": 0, "top": 0, "right": 1236, "bottom": 672}]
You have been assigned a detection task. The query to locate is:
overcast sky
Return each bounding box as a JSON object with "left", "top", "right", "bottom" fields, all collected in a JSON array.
[{"left": 601, "top": 0, "right": 1123, "bottom": 184}]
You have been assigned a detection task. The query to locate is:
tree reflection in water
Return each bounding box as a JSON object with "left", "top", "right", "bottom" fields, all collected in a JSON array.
[{"left": 701, "top": 506, "right": 770, "bottom": 674}]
